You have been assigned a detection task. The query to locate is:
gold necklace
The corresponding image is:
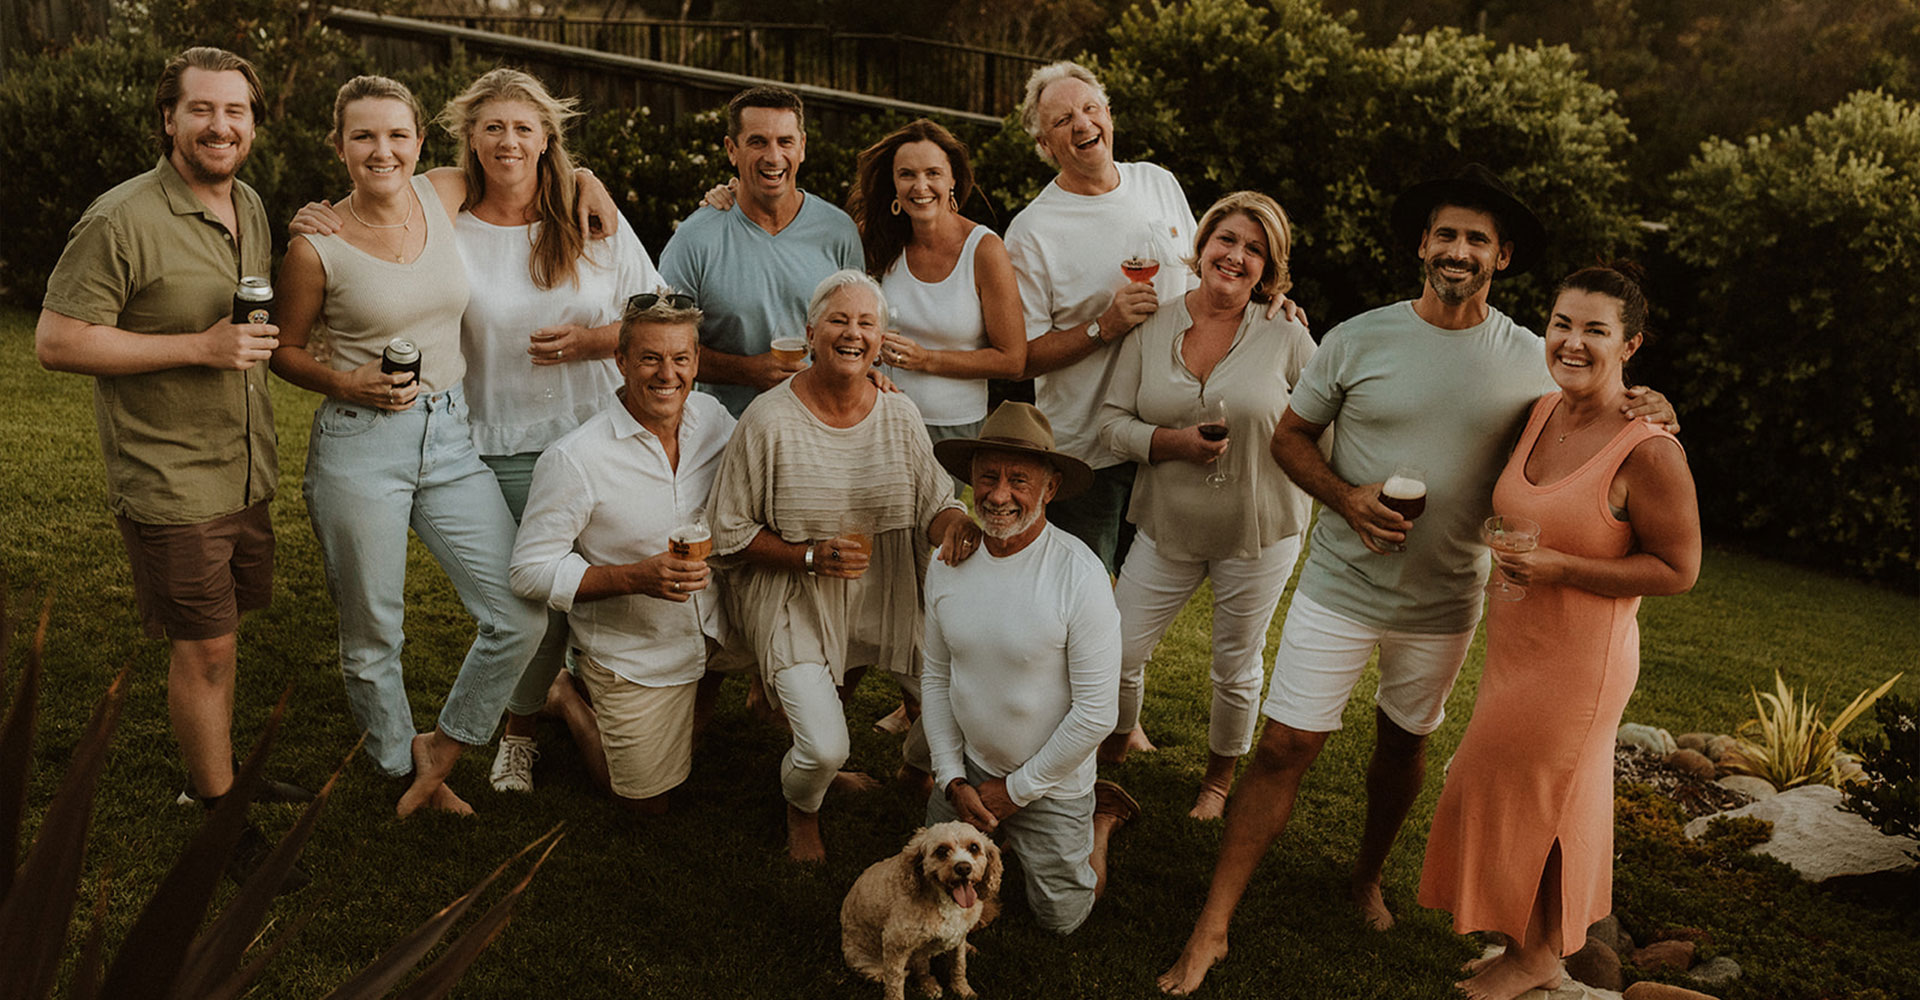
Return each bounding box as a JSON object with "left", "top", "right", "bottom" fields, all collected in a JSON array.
[{"left": 347, "top": 193, "right": 414, "bottom": 262}]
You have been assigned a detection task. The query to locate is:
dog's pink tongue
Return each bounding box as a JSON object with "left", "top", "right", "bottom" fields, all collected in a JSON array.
[{"left": 951, "top": 883, "right": 978, "bottom": 909}]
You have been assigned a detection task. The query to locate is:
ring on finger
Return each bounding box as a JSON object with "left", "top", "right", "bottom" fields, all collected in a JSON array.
[{"left": 672, "top": 581, "right": 680, "bottom": 592}]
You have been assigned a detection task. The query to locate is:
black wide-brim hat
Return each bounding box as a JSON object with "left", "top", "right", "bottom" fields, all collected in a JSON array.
[
  {"left": 1389, "top": 163, "right": 1548, "bottom": 276},
  {"left": 933, "top": 402, "right": 1094, "bottom": 501}
]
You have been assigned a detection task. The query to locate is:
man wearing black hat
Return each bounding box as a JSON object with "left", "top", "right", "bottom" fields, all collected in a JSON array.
[
  {"left": 919, "top": 402, "right": 1140, "bottom": 934},
  {"left": 1159, "top": 166, "right": 1674, "bottom": 994}
]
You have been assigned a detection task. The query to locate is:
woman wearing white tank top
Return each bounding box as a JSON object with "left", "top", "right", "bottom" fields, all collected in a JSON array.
[{"left": 847, "top": 120, "right": 1026, "bottom": 466}]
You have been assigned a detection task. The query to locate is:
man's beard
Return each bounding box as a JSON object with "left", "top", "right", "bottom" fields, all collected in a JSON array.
[
  {"left": 974, "top": 500, "right": 1043, "bottom": 540},
  {"left": 1424, "top": 255, "right": 1490, "bottom": 306}
]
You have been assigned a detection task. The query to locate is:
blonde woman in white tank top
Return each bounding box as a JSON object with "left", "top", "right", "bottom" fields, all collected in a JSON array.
[{"left": 271, "top": 77, "right": 547, "bottom": 819}]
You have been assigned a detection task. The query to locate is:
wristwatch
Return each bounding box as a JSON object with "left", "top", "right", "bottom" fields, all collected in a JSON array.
[
  {"left": 1085, "top": 319, "right": 1103, "bottom": 342},
  {"left": 803, "top": 545, "right": 817, "bottom": 574}
]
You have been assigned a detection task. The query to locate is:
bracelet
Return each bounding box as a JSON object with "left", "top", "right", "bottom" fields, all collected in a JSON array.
[{"left": 803, "top": 544, "right": 816, "bottom": 574}]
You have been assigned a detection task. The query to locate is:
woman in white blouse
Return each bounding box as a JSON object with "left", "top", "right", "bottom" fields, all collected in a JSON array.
[
  {"left": 438, "top": 69, "right": 664, "bottom": 797},
  {"left": 1096, "top": 191, "right": 1316, "bottom": 819}
]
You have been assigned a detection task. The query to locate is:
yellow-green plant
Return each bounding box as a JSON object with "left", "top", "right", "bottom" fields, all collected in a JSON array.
[{"left": 1725, "top": 670, "right": 1906, "bottom": 791}]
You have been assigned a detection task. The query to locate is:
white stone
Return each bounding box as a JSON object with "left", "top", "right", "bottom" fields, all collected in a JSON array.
[
  {"left": 1715, "top": 775, "right": 1778, "bottom": 800},
  {"left": 1616, "top": 723, "right": 1677, "bottom": 756},
  {"left": 1682, "top": 783, "right": 1920, "bottom": 881}
]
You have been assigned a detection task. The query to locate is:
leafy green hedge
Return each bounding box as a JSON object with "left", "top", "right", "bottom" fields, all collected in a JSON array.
[{"left": 1658, "top": 91, "right": 1920, "bottom": 583}]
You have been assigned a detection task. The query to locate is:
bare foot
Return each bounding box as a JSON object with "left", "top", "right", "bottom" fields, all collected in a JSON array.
[
  {"left": 1157, "top": 931, "right": 1229, "bottom": 995},
  {"left": 786, "top": 804, "right": 826, "bottom": 863},
  {"left": 1188, "top": 784, "right": 1229, "bottom": 820},
  {"left": 1456, "top": 945, "right": 1560, "bottom": 1000},
  {"left": 428, "top": 782, "right": 474, "bottom": 815},
  {"left": 873, "top": 702, "right": 911, "bottom": 735},
  {"left": 830, "top": 770, "right": 883, "bottom": 795},
  {"left": 1099, "top": 724, "right": 1155, "bottom": 765},
  {"left": 398, "top": 731, "right": 462, "bottom": 818},
  {"left": 1460, "top": 947, "right": 1504, "bottom": 975},
  {"left": 1350, "top": 877, "right": 1394, "bottom": 931}
]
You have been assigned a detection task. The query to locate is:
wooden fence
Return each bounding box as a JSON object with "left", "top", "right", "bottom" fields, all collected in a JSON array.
[{"left": 392, "top": 12, "right": 1045, "bottom": 119}]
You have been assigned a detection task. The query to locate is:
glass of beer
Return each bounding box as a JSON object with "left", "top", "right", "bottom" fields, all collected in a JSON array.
[
  {"left": 770, "top": 337, "right": 808, "bottom": 366},
  {"left": 1378, "top": 465, "right": 1427, "bottom": 552},
  {"left": 1482, "top": 514, "right": 1541, "bottom": 601},
  {"left": 668, "top": 516, "right": 712, "bottom": 563}
]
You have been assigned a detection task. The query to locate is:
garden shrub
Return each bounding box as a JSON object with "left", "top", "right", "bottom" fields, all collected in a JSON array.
[
  {"left": 1845, "top": 693, "right": 1920, "bottom": 855},
  {"left": 1661, "top": 91, "right": 1920, "bottom": 584}
]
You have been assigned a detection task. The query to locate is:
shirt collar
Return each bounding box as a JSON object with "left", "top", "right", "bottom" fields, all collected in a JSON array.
[
  {"left": 610, "top": 388, "right": 699, "bottom": 442},
  {"left": 155, "top": 156, "right": 224, "bottom": 223}
]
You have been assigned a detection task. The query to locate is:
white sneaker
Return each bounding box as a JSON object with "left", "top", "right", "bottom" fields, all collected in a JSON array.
[{"left": 489, "top": 734, "right": 538, "bottom": 793}]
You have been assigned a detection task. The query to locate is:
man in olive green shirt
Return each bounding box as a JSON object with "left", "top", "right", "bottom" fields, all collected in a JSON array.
[{"left": 36, "top": 48, "right": 291, "bottom": 825}]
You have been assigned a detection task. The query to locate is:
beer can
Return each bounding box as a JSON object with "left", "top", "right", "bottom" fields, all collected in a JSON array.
[
  {"left": 381, "top": 338, "right": 422, "bottom": 387},
  {"left": 231, "top": 276, "right": 274, "bottom": 326}
]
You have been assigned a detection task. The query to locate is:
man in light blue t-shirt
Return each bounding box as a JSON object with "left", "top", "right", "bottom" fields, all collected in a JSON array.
[
  {"left": 658, "top": 86, "right": 863, "bottom": 418},
  {"left": 1159, "top": 166, "right": 1676, "bottom": 996}
]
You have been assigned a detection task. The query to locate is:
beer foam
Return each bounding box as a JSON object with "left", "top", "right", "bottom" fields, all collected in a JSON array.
[
  {"left": 1382, "top": 475, "right": 1426, "bottom": 500},
  {"left": 669, "top": 524, "right": 711, "bottom": 543}
]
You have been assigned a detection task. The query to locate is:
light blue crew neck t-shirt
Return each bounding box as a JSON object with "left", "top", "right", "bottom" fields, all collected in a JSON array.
[
  {"left": 658, "top": 193, "right": 863, "bottom": 417},
  {"left": 1288, "top": 300, "right": 1555, "bottom": 633}
]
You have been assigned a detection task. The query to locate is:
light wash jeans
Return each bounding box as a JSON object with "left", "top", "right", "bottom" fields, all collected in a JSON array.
[
  {"left": 304, "top": 385, "right": 547, "bottom": 776},
  {"left": 481, "top": 450, "right": 574, "bottom": 718}
]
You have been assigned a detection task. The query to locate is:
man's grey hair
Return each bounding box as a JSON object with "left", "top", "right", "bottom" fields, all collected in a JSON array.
[
  {"left": 806, "top": 268, "right": 890, "bottom": 329},
  {"left": 1019, "top": 60, "right": 1107, "bottom": 166}
]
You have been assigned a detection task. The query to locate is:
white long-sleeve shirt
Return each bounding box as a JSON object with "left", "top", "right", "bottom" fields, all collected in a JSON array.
[
  {"left": 508, "top": 391, "right": 735, "bottom": 686},
  {"left": 920, "top": 523, "right": 1120, "bottom": 806}
]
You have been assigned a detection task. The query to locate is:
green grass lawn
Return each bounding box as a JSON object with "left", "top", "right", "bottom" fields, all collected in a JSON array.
[{"left": 3, "top": 303, "right": 1915, "bottom": 999}]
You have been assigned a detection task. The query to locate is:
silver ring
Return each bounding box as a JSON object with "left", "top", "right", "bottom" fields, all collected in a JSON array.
[
  {"left": 672, "top": 581, "right": 680, "bottom": 592},
  {"left": 556, "top": 348, "right": 563, "bottom": 360},
  {"left": 830, "top": 548, "right": 841, "bottom": 561}
]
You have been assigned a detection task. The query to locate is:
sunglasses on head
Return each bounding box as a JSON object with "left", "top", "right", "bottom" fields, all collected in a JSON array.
[{"left": 625, "top": 292, "right": 697, "bottom": 313}]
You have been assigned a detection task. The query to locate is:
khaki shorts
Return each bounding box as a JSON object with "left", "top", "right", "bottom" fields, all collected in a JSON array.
[
  {"left": 578, "top": 655, "right": 697, "bottom": 801},
  {"left": 116, "top": 501, "right": 274, "bottom": 640}
]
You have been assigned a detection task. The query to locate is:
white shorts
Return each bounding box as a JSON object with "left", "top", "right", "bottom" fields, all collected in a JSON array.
[{"left": 1259, "top": 592, "right": 1476, "bottom": 736}]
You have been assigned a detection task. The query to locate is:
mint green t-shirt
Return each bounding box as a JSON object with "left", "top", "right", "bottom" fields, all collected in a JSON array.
[
  {"left": 658, "top": 192, "right": 862, "bottom": 417},
  {"left": 1289, "top": 301, "right": 1554, "bottom": 632}
]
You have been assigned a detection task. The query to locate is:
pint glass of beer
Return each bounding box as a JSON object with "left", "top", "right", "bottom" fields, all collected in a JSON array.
[
  {"left": 1378, "top": 465, "right": 1426, "bottom": 552},
  {"left": 770, "top": 337, "right": 808, "bottom": 365},
  {"left": 669, "top": 517, "right": 712, "bottom": 562}
]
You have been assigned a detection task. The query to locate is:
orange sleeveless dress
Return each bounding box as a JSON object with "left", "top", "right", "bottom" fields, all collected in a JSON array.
[{"left": 1417, "top": 393, "right": 1677, "bottom": 953}]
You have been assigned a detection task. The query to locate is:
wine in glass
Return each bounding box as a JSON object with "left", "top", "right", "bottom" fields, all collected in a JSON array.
[
  {"left": 1378, "top": 465, "right": 1426, "bottom": 551},
  {"left": 1122, "top": 224, "right": 1161, "bottom": 285},
  {"left": 1482, "top": 514, "right": 1541, "bottom": 601},
  {"left": 1197, "top": 397, "right": 1232, "bottom": 488}
]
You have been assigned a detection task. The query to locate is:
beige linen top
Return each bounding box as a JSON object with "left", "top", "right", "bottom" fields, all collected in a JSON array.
[
  {"left": 1098, "top": 297, "right": 1316, "bottom": 561},
  {"left": 302, "top": 175, "right": 469, "bottom": 393},
  {"left": 708, "top": 381, "right": 963, "bottom": 683},
  {"left": 41, "top": 158, "right": 277, "bottom": 524}
]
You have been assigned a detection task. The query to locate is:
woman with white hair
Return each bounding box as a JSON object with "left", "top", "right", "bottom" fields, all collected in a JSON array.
[{"left": 707, "top": 269, "right": 978, "bottom": 863}]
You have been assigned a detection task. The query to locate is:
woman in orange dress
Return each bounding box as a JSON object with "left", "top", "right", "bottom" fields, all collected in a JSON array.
[{"left": 1418, "top": 262, "right": 1701, "bottom": 1000}]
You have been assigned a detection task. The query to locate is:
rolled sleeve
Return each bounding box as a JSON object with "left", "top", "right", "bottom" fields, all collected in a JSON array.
[
  {"left": 509, "top": 449, "right": 596, "bottom": 612},
  {"left": 1004, "top": 572, "right": 1121, "bottom": 806},
  {"left": 1097, "top": 331, "right": 1158, "bottom": 463}
]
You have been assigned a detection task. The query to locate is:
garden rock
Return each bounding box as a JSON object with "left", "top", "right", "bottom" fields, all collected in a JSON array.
[
  {"left": 1665, "top": 749, "right": 1717, "bottom": 779},
  {"left": 1565, "top": 935, "right": 1623, "bottom": 991},
  {"left": 1714, "top": 775, "right": 1776, "bottom": 800},
  {"left": 1617, "top": 724, "right": 1677, "bottom": 756},
  {"left": 1588, "top": 913, "right": 1632, "bottom": 953},
  {"left": 1628, "top": 939, "right": 1695, "bottom": 971},
  {"left": 1676, "top": 732, "right": 1711, "bottom": 752},
  {"left": 1688, "top": 956, "right": 1741, "bottom": 988},
  {"left": 1622, "top": 984, "right": 1720, "bottom": 1000},
  {"left": 1681, "top": 784, "right": 1920, "bottom": 881},
  {"left": 1704, "top": 734, "right": 1740, "bottom": 763}
]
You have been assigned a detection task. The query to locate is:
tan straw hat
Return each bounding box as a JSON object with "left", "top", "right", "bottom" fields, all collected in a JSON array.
[{"left": 933, "top": 402, "right": 1094, "bottom": 500}]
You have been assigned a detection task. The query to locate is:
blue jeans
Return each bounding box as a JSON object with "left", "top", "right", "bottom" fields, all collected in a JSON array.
[
  {"left": 481, "top": 450, "right": 574, "bottom": 718},
  {"left": 304, "top": 385, "right": 546, "bottom": 776}
]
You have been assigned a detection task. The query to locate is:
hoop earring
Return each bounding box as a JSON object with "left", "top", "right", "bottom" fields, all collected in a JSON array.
[
  {"left": 890, "top": 198, "right": 902, "bottom": 216},
  {"left": 948, "top": 193, "right": 959, "bottom": 213}
]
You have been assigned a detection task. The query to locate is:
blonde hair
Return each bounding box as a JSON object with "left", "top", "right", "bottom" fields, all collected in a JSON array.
[
  {"left": 438, "top": 68, "right": 586, "bottom": 290},
  {"left": 327, "top": 75, "right": 424, "bottom": 149},
  {"left": 1018, "top": 61, "right": 1107, "bottom": 166},
  {"left": 1184, "top": 191, "right": 1294, "bottom": 303}
]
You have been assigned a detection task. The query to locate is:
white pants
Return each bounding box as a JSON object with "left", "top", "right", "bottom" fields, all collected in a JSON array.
[
  {"left": 1113, "top": 532, "right": 1304, "bottom": 757},
  {"left": 1259, "top": 591, "right": 1477, "bottom": 736},
  {"left": 771, "top": 662, "right": 851, "bottom": 813}
]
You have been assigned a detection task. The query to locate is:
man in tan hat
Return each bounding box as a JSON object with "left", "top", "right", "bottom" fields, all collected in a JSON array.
[{"left": 918, "top": 401, "right": 1137, "bottom": 934}]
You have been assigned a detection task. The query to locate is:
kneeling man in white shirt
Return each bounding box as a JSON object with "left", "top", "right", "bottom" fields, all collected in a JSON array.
[
  {"left": 510, "top": 292, "right": 736, "bottom": 813},
  {"left": 920, "top": 402, "right": 1139, "bottom": 934}
]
